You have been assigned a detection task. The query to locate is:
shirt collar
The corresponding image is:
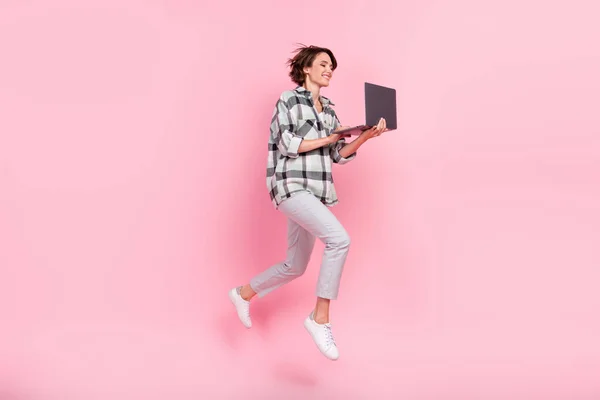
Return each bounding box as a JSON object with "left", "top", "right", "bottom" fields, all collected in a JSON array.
[{"left": 294, "top": 86, "right": 336, "bottom": 107}]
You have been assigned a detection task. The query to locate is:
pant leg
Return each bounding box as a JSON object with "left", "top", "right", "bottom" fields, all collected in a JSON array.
[
  {"left": 277, "top": 191, "right": 351, "bottom": 300},
  {"left": 249, "top": 216, "right": 317, "bottom": 297}
]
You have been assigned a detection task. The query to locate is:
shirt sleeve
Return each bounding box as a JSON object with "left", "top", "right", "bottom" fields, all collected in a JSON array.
[
  {"left": 272, "top": 98, "right": 302, "bottom": 158},
  {"left": 330, "top": 114, "right": 356, "bottom": 164}
]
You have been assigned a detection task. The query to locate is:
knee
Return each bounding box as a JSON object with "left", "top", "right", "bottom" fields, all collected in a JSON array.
[
  {"left": 329, "top": 231, "right": 351, "bottom": 251},
  {"left": 282, "top": 261, "right": 309, "bottom": 277}
]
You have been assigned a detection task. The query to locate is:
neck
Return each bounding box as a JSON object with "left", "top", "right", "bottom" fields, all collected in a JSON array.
[{"left": 303, "top": 81, "right": 321, "bottom": 103}]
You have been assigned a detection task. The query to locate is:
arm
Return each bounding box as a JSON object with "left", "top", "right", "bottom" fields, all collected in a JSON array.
[
  {"left": 272, "top": 99, "right": 301, "bottom": 158},
  {"left": 329, "top": 114, "right": 358, "bottom": 164},
  {"left": 331, "top": 117, "right": 388, "bottom": 163},
  {"left": 339, "top": 135, "right": 367, "bottom": 158},
  {"left": 299, "top": 137, "right": 335, "bottom": 153},
  {"left": 273, "top": 98, "right": 333, "bottom": 157},
  {"left": 329, "top": 135, "right": 361, "bottom": 164}
]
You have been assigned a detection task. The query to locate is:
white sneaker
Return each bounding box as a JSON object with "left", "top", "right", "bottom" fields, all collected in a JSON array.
[
  {"left": 303, "top": 312, "right": 339, "bottom": 360},
  {"left": 228, "top": 287, "right": 251, "bottom": 328}
]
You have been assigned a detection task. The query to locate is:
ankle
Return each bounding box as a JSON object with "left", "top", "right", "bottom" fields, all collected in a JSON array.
[
  {"left": 239, "top": 285, "right": 255, "bottom": 301},
  {"left": 313, "top": 313, "right": 329, "bottom": 324}
]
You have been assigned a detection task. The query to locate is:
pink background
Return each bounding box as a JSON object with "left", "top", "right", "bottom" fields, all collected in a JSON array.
[{"left": 1, "top": 0, "right": 599, "bottom": 398}]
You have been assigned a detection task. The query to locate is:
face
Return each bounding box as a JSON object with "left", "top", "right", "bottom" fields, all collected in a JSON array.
[{"left": 303, "top": 52, "right": 334, "bottom": 88}]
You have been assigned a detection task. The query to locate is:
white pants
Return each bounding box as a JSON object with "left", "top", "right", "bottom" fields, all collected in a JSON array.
[{"left": 250, "top": 191, "right": 351, "bottom": 300}]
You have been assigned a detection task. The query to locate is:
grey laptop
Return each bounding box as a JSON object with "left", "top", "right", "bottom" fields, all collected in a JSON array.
[{"left": 334, "top": 82, "right": 397, "bottom": 135}]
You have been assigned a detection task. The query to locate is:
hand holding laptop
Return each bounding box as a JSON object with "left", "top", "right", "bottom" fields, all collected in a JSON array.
[
  {"left": 357, "top": 117, "right": 387, "bottom": 140},
  {"left": 333, "top": 117, "right": 387, "bottom": 140}
]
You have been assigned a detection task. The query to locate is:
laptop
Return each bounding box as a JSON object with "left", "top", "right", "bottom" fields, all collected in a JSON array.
[{"left": 334, "top": 82, "right": 397, "bottom": 135}]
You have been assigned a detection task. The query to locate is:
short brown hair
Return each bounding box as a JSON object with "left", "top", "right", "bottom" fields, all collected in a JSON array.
[{"left": 286, "top": 44, "right": 338, "bottom": 86}]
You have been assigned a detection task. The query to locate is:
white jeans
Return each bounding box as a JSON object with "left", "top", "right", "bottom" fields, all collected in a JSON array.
[{"left": 250, "top": 191, "right": 351, "bottom": 300}]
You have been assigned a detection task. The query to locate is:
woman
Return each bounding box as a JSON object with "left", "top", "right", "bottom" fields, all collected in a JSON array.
[{"left": 229, "top": 45, "right": 387, "bottom": 360}]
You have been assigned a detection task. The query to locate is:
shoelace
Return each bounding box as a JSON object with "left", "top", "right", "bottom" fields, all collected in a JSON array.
[
  {"left": 239, "top": 298, "right": 251, "bottom": 319},
  {"left": 237, "top": 291, "right": 251, "bottom": 320},
  {"left": 323, "top": 324, "right": 336, "bottom": 348},
  {"left": 242, "top": 304, "right": 250, "bottom": 319}
]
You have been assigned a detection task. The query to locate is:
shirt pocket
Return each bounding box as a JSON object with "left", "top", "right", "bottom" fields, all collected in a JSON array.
[
  {"left": 296, "top": 118, "right": 322, "bottom": 139},
  {"left": 323, "top": 113, "right": 337, "bottom": 132}
]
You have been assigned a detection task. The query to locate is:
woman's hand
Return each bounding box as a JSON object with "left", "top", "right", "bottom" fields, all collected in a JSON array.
[
  {"left": 327, "top": 133, "right": 342, "bottom": 145},
  {"left": 359, "top": 118, "right": 387, "bottom": 141},
  {"left": 327, "top": 126, "right": 352, "bottom": 144},
  {"left": 326, "top": 127, "right": 346, "bottom": 145}
]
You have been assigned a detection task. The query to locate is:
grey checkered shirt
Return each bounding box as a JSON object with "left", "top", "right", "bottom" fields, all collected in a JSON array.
[{"left": 266, "top": 86, "right": 356, "bottom": 208}]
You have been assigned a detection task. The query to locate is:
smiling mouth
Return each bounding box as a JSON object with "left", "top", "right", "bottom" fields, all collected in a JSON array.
[{"left": 323, "top": 74, "right": 331, "bottom": 79}]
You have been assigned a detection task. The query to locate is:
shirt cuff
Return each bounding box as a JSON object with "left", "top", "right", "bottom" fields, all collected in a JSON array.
[
  {"left": 331, "top": 146, "right": 356, "bottom": 164},
  {"left": 286, "top": 135, "right": 303, "bottom": 158}
]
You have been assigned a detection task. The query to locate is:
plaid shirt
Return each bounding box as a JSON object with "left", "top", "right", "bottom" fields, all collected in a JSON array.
[{"left": 266, "top": 86, "right": 356, "bottom": 208}]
